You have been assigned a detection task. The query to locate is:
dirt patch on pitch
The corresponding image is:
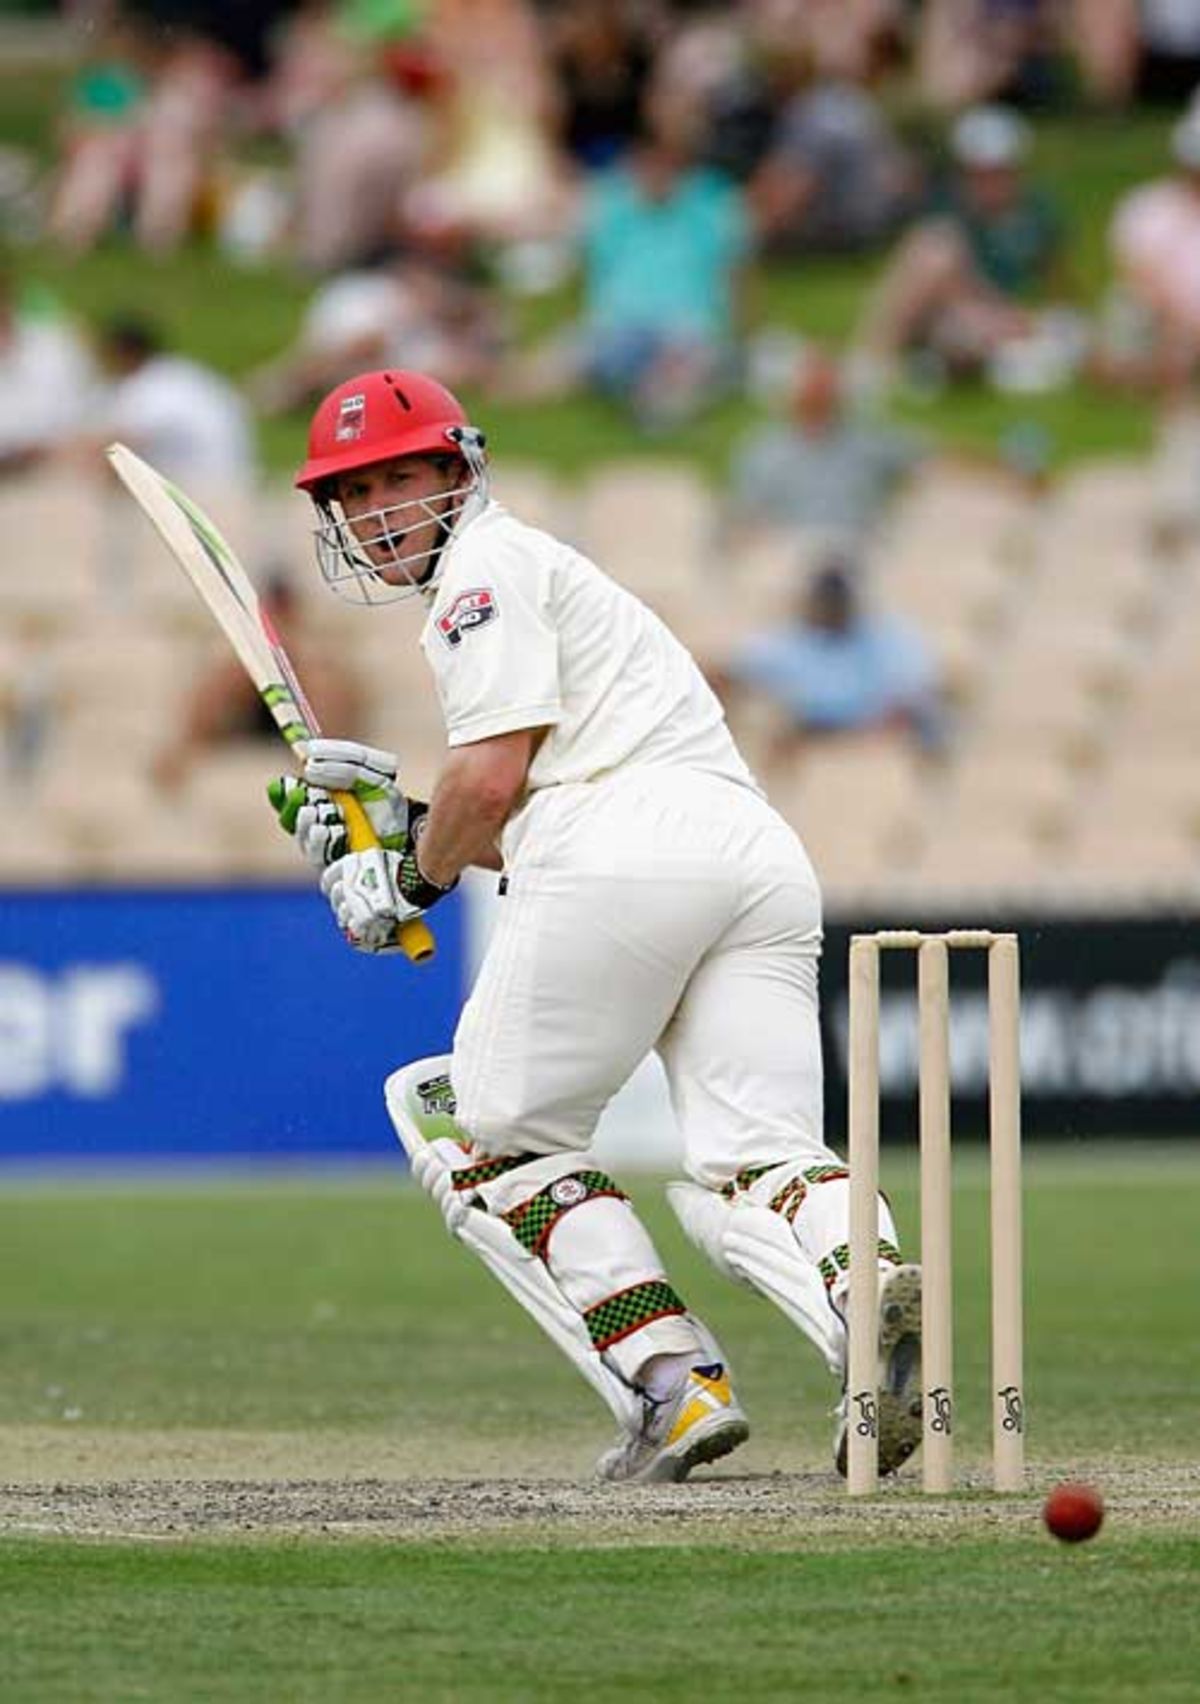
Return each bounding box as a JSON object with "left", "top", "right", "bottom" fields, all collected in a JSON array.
[{"left": 0, "top": 1431, "right": 1196, "bottom": 1546}]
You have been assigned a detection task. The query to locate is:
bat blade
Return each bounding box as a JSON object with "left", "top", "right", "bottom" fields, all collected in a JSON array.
[
  {"left": 107, "top": 443, "right": 315, "bottom": 749},
  {"left": 107, "top": 442, "right": 435, "bottom": 964}
]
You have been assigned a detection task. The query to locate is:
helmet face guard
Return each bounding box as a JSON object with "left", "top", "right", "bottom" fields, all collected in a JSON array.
[
  {"left": 313, "top": 431, "right": 489, "bottom": 605},
  {"left": 297, "top": 370, "right": 488, "bottom": 603}
]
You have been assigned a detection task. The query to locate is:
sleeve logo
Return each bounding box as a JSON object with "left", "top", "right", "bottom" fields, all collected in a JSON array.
[{"left": 437, "top": 587, "right": 498, "bottom": 648}]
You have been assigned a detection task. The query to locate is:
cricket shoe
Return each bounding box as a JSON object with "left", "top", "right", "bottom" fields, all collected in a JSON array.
[
  {"left": 595, "top": 1363, "right": 750, "bottom": 1484},
  {"left": 833, "top": 1263, "right": 924, "bottom": 1478}
]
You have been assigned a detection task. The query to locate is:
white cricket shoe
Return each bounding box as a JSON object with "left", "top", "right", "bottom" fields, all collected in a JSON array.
[
  {"left": 834, "top": 1263, "right": 924, "bottom": 1478},
  {"left": 596, "top": 1362, "right": 750, "bottom": 1484}
]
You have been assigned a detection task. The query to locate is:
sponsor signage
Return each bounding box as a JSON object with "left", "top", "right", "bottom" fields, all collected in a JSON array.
[
  {"left": 821, "top": 915, "right": 1200, "bottom": 1138},
  {"left": 3, "top": 894, "right": 1195, "bottom": 1163},
  {"left": 0, "top": 887, "right": 463, "bottom": 1162}
]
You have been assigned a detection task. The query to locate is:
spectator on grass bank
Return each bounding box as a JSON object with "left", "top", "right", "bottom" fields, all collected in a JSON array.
[
  {"left": 711, "top": 556, "right": 948, "bottom": 764},
  {"left": 664, "top": 0, "right": 904, "bottom": 96},
  {"left": 284, "top": 25, "right": 430, "bottom": 273},
  {"left": 1097, "top": 105, "right": 1200, "bottom": 393},
  {"left": 121, "top": 0, "right": 296, "bottom": 85},
  {"left": 1125, "top": 0, "right": 1200, "bottom": 105},
  {"left": 48, "top": 26, "right": 238, "bottom": 256},
  {"left": 1013, "top": 2, "right": 1200, "bottom": 145},
  {"left": 248, "top": 255, "right": 505, "bottom": 414},
  {"left": 647, "top": 15, "right": 914, "bottom": 252},
  {"left": 45, "top": 12, "right": 151, "bottom": 253},
  {"left": 152, "top": 569, "right": 363, "bottom": 790},
  {"left": 748, "top": 70, "right": 917, "bottom": 256},
  {"left": 912, "top": 0, "right": 1131, "bottom": 112},
  {"left": 546, "top": 0, "right": 655, "bottom": 170},
  {"left": 501, "top": 102, "right": 754, "bottom": 430},
  {"left": 0, "top": 272, "right": 98, "bottom": 476},
  {"left": 80, "top": 314, "right": 256, "bottom": 491},
  {"left": 852, "top": 105, "right": 1075, "bottom": 394},
  {"left": 645, "top": 7, "right": 776, "bottom": 186},
  {"left": 397, "top": 0, "right": 576, "bottom": 280},
  {"left": 724, "top": 348, "right": 925, "bottom": 556}
]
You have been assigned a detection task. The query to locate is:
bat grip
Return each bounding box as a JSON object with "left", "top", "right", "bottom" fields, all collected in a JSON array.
[{"left": 333, "top": 789, "right": 436, "bottom": 964}]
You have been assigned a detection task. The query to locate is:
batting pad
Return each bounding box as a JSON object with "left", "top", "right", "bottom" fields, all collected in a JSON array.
[
  {"left": 668, "top": 1181, "right": 846, "bottom": 1377},
  {"left": 386, "top": 1056, "right": 646, "bottom": 1428}
]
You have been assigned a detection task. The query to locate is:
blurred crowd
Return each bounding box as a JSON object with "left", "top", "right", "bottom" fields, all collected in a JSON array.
[
  {"left": 9, "top": 1, "right": 1200, "bottom": 442},
  {"left": 9, "top": 0, "right": 1200, "bottom": 793}
]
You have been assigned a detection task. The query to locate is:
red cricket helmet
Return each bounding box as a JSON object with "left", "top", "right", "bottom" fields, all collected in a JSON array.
[
  {"left": 295, "top": 369, "right": 476, "bottom": 493},
  {"left": 296, "top": 369, "right": 489, "bottom": 605}
]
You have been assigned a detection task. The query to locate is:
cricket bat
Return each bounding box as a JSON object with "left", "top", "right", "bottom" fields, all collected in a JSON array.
[{"left": 106, "top": 442, "right": 435, "bottom": 964}]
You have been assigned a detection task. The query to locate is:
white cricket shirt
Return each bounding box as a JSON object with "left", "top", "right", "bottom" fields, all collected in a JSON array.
[{"left": 420, "top": 501, "right": 757, "bottom": 795}]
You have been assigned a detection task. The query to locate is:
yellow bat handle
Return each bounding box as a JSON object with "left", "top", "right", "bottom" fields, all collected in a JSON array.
[{"left": 334, "top": 790, "right": 437, "bottom": 964}]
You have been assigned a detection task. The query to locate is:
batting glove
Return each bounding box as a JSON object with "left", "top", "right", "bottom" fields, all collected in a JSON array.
[
  {"left": 307, "top": 737, "right": 423, "bottom": 848},
  {"left": 320, "top": 846, "right": 455, "bottom": 953},
  {"left": 267, "top": 753, "right": 427, "bottom": 867},
  {"left": 267, "top": 777, "right": 348, "bottom": 869},
  {"left": 321, "top": 848, "right": 415, "bottom": 953},
  {"left": 302, "top": 738, "right": 408, "bottom": 836}
]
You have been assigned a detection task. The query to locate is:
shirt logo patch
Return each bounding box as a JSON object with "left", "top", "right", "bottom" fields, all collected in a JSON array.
[
  {"left": 437, "top": 587, "right": 498, "bottom": 648},
  {"left": 334, "top": 393, "right": 366, "bottom": 441}
]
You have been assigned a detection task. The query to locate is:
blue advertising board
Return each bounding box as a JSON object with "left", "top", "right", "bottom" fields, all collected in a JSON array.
[{"left": 0, "top": 887, "right": 465, "bottom": 1162}]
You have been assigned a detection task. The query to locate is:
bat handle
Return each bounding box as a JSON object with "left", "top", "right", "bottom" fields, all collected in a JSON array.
[{"left": 334, "top": 789, "right": 437, "bottom": 965}]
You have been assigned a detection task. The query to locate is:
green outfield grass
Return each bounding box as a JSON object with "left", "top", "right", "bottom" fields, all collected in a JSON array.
[
  {"left": 3, "top": 1532, "right": 1198, "bottom": 1704},
  {"left": 1, "top": 1148, "right": 1196, "bottom": 1458},
  {"left": 0, "top": 1148, "right": 1198, "bottom": 1701}
]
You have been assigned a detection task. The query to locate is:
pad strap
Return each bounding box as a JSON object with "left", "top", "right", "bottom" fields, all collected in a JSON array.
[
  {"left": 453, "top": 1153, "right": 531, "bottom": 1192},
  {"left": 503, "top": 1170, "right": 625, "bottom": 1259},
  {"left": 584, "top": 1279, "right": 689, "bottom": 1352},
  {"left": 721, "top": 1160, "right": 902, "bottom": 1291},
  {"left": 818, "top": 1236, "right": 902, "bottom": 1295}
]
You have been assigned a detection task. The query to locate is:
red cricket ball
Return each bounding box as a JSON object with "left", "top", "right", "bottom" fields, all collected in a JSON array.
[{"left": 1043, "top": 1481, "right": 1104, "bottom": 1543}]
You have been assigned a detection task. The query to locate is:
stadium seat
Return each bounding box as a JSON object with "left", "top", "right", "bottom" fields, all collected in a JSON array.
[
  {"left": 898, "top": 827, "right": 1056, "bottom": 900},
  {"left": 575, "top": 461, "right": 716, "bottom": 598},
  {"left": 491, "top": 460, "right": 575, "bottom": 535},
  {"left": 768, "top": 737, "right": 927, "bottom": 900},
  {"left": 966, "top": 654, "right": 1112, "bottom": 765},
  {"left": 178, "top": 748, "right": 287, "bottom": 844},
  {"left": 94, "top": 809, "right": 247, "bottom": 880},
  {"left": 49, "top": 627, "right": 207, "bottom": 750},
  {"left": 879, "top": 545, "right": 1011, "bottom": 650},
  {"left": 929, "top": 751, "right": 1077, "bottom": 841},
  {"left": 0, "top": 477, "right": 104, "bottom": 620},
  {"left": 1052, "top": 817, "right": 1200, "bottom": 903}
]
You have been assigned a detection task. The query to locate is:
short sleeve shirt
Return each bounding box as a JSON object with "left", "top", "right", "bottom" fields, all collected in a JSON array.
[
  {"left": 729, "top": 613, "right": 936, "bottom": 730},
  {"left": 731, "top": 421, "right": 923, "bottom": 535},
  {"left": 1111, "top": 178, "right": 1200, "bottom": 325},
  {"left": 582, "top": 163, "right": 751, "bottom": 342},
  {"left": 942, "top": 186, "right": 1063, "bottom": 298},
  {"left": 420, "top": 502, "right": 757, "bottom": 795}
]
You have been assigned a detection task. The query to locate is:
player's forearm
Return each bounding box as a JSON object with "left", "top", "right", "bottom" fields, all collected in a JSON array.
[{"left": 416, "top": 733, "right": 535, "bottom": 885}]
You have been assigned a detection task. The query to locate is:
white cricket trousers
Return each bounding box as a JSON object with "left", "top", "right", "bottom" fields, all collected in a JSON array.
[{"left": 451, "top": 766, "right": 837, "bottom": 1188}]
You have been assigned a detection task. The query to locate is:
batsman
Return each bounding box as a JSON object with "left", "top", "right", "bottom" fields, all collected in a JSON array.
[{"left": 270, "top": 367, "right": 923, "bottom": 1482}]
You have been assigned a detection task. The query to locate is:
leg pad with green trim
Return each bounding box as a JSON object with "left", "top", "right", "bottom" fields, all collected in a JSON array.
[{"left": 386, "top": 1058, "right": 703, "bottom": 1425}]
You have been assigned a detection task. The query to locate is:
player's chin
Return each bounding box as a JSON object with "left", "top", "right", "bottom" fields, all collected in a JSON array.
[
  {"left": 370, "top": 558, "right": 424, "bottom": 589},
  {"left": 357, "top": 541, "right": 405, "bottom": 574}
]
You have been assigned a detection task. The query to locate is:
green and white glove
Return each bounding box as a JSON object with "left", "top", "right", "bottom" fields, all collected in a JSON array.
[
  {"left": 320, "top": 846, "right": 454, "bottom": 953},
  {"left": 321, "top": 849, "right": 416, "bottom": 953},
  {"left": 267, "top": 777, "right": 346, "bottom": 869},
  {"left": 267, "top": 739, "right": 426, "bottom": 869}
]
